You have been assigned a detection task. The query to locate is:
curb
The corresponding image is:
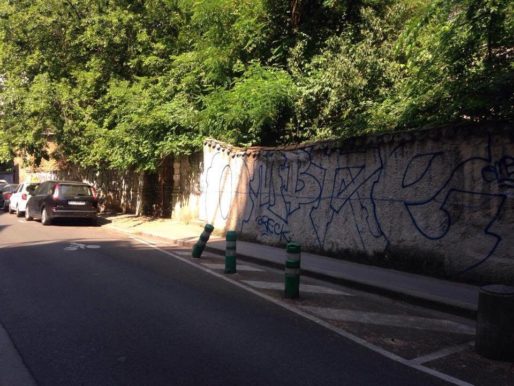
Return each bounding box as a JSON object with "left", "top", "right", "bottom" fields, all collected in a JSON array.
[
  {"left": 106, "top": 224, "right": 477, "bottom": 320},
  {"left": 201, "top": 244, "right": 477, "bottom": 320}
]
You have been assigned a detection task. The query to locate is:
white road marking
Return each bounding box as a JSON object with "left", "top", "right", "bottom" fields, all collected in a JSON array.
[
  {"left": 17, "top": 220, "right": 26, "bottom": 223},
  {"left": 120, "top": 232, "right": 473, "bottom": 386},
  {"left": 242, "top": 280, "right": 353, "bottom": 295},
  {"left": 410, "top": 342, "right": 474, "bottom": 365},
  {"left": 299, "top": 306, "right": 475, "bottom": 335},
  {"left": 174, "top": 250, "right": 219, "bottom": 258},
  {"left": 201, "top": 263, "right": 264, "bottom": 272},
  {"left": 64, "top": 242, "right": 101, "bottom": 251},
  {"left": 174, "top": 250, "right": 191, "bottom": 256}
]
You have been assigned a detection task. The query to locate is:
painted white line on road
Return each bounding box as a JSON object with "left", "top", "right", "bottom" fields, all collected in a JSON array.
[
  {"left": 299, "top": 306, "right": 475, "bottom": 335},
  {"left": 410, "top": 342, "right": 474, "bottom": 365},
  {"left": 174, "top": 250, "right": 191, "bottom": 256},
  {"left": 201, "top": 263, "right": 264, "bottom": 272},
  {"left": 123, "top": 233, "right": 474, "bottom": 386},
  {"left": 174, "top": 250, "right": 220, "bottom": 258},
  {"left": 243, "top": 280, "right": 353, "bottom": 295},
  {"left": 17, "top": 220, "right": 26, "bottom": 223},
  {"left": 131, "top": 237, "right": 156, "bottom": 245}
]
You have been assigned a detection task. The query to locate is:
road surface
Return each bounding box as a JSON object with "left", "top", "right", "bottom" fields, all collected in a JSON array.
[{"left": 0, "top": 212, "right": 448, "bottom": 385}]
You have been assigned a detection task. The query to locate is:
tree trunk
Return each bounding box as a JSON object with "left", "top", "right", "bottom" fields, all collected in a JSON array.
[
  {"left": 136, "top": 171, "right": 159, "bottom": 216},
  {"left": 159, "top": 156, "right": 174, "bottom": 218}
]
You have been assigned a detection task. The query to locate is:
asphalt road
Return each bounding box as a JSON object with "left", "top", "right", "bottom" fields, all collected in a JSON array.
[{"left": 0, "top": 212, "right": 449, "bottom": 386}]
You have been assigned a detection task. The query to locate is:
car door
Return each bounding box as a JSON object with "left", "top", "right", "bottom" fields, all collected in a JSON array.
[
  {"left": 9, "top": 184, "right": 22, "bottom": 209},
  {"left": 28, "top": 182, "right": 52, "bottom": 220}
]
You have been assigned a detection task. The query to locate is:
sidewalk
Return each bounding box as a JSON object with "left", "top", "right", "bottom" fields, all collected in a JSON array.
[{"left": 104, "top": 215, "right": 479, "bottom": 319}]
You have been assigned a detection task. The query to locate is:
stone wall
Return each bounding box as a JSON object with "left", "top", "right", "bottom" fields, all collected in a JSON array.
[
  {"left": 199, "top": 123, "right": 514, "bottom": 284},
  {"left": 56, "top": 153, "right": 202, "bottom": 217},
  {"left": 171, "top": 152, "right": 203, "bottom": 223},
  {"left": 57, "top": 166, "right": 141, "bottom": 214}
]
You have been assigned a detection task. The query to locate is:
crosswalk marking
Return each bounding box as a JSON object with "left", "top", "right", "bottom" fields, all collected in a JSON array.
[
  {"left": 299, "top": 306, "right": 475, "bottom": 335},
  {"left": 201, "top": 263, "right": 263, "bottom": 272},
  {"left": 410, "top": 342, "right": 474, "bottom": 365},
  {"left": 242, "top": 280, "right": 352, "bottom": 296}
]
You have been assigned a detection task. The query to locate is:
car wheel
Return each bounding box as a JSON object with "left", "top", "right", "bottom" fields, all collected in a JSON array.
[
  {"left": 25, "top": 206, "right": 33, "bottom": 221},
  {"left": 2, "top": 203, "right": 8, "bottom": 212},
  {"left": 16, "top": 205, "right": 22, "bottom": 217},
  {"left": 41, "top": 207, "right": 51, "bottom": 226},
  {"left": 8, "top": 205, "right": 14, "bottom": 214}
]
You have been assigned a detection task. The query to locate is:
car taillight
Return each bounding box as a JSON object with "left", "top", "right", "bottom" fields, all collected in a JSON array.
[
  {"left": 22, "top": 193, "right": 27, "bottom": 200},
  {"left": 52, "top": 184, "right": 60, "bottom": 200},
  {"left": 4, "top": 193, "right": 11, "bottom": 199}
]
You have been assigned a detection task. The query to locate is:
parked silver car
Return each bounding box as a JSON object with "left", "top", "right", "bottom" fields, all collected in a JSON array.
[{"left": 9, "top": 182, "right": 39, "bottom": 216}]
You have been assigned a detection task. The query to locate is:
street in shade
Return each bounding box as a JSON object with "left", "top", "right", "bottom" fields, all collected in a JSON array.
[{"left": 0, "top": 211, "right": 502, "bottom": 386}]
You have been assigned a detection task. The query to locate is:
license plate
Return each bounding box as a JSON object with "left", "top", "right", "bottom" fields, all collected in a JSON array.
[{"left": 68, "top": 201, "right": 86, "bottom": 206}]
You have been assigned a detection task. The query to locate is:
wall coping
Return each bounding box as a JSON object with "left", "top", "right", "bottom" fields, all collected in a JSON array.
[{"left": 204, "top": 122, "right": 513, "bottom": 157}]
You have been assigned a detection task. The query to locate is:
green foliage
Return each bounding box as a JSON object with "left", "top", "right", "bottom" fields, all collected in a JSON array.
[
  {"left": 388, "top": 0, "right": 514, "bottom": 127},
  {"left": 292, "top": 1, "right": 422, "bottom": 140},
  {"left": 200, "top": 63, "right": 296, "bottom": 146},
  {"left": 0, "top": 0, "right": 511, "bottom": 172}
]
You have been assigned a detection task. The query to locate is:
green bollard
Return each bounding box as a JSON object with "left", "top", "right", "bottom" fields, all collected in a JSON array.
[
  {"left": 192, "top": 224, "right": 214, "bottom": 258},
  {"left": 284, "top": 242, "right": 301, "bottom": 299},
  {"left": 224, "top": 231, "right": 237, "bottom": 274}
]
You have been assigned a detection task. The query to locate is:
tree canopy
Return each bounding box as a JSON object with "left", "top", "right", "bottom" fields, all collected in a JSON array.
[{"left": 0, "top": 0, "right": 512, "bottom": 170}]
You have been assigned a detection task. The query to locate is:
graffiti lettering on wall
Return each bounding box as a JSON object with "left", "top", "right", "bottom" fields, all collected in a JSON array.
[
  {"left": 390, "top": 138, "right": 511, "bottom": 274},
  {"left": 256, "top": 215, "right": 291, "bottom": 242},
  {"left": 203, "top": 134, "right": 513, "bottom": 274}
]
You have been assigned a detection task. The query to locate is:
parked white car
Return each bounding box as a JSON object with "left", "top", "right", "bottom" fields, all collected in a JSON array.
[{"left": 9, "top": 182, "right": 39, "bottom": 217}]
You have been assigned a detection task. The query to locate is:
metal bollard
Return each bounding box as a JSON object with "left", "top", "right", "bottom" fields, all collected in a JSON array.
[
  {"left": 284, "top": 242, "right": 301, "bottom": 299},
  {"left": 475, "top": 284, "right": 514, "bottom": 361},
  {"left": 192, "top": 224, "right": 214, "bottom": 258},
  {"left": 224, "top": 231, "right": 237, "bottom": 274}
]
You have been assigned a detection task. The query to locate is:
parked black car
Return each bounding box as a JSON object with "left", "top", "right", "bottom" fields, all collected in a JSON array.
[{"left": 25, "top": 181, "right": 98, "bottom": 225}]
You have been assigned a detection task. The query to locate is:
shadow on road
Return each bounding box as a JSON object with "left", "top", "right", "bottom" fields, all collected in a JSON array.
[
  {"left": 0, "top": 211, "right": 11, "bottom": 233},
  {"left": 42, "top": 216, "right": 113, "bottom": 227}
]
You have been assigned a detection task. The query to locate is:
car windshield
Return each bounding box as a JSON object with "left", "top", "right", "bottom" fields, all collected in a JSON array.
[{"left": 60, "top": 184, "right": 93, "bottom": 197}]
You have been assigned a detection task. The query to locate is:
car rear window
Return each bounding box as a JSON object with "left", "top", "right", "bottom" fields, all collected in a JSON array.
[{"left": 60, "top": 184, "right": 93, "bottom": 197}]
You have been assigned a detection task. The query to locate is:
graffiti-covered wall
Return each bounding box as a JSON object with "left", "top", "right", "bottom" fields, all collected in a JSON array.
[{"left": 200, "top": 124, "right": 514, "bottom": 283}]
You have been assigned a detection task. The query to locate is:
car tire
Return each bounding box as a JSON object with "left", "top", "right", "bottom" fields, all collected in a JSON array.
[
  {"left": 8, "top": 205, "right": 14, "bottom": 214},
  {"left": 41, "top": 207, "right": 51, "bottom": 226},
  {"left": 25, "top": 206, "right": 33, "bottom": 221},
  {"left": 16, "top": 205, "right": 22, "bottom": 217}
]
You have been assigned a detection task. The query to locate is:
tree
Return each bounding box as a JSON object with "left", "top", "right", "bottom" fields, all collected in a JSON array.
[{"left": 381, "top": 0, "right": 514, "bottom": 128}]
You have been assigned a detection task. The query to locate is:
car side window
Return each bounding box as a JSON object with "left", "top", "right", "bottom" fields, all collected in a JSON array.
[{"left": 35, "top": 182, "right": 47, "bottom": 195}]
